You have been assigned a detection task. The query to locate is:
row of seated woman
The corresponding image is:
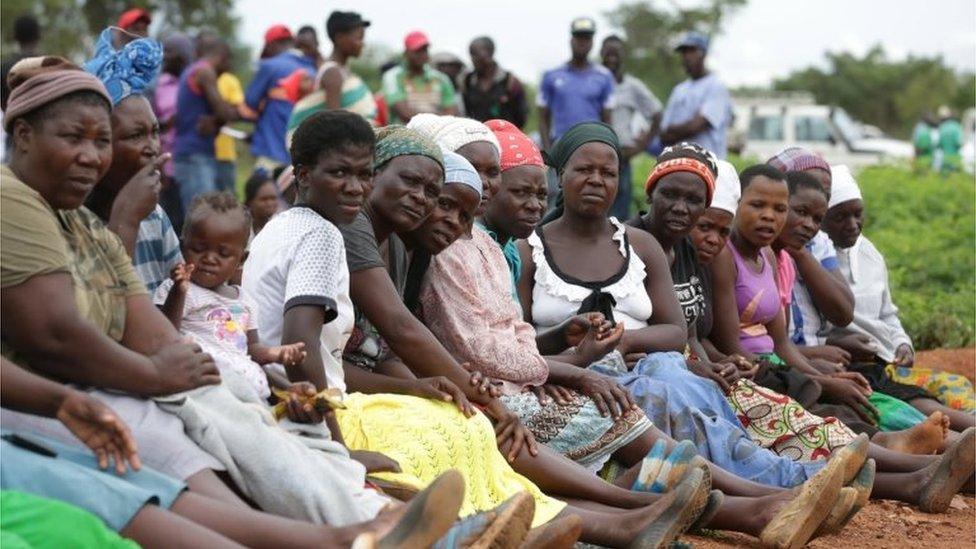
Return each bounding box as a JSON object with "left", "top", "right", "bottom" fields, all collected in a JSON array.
[{"left": 1, "top": 42, "right": 973, "bottom": 549}]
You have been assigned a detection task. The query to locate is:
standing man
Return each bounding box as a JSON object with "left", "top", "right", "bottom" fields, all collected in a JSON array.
[
  {"left": 461, "top": 36, "right": 527, "bottom": 128},
  {"left": 296, "top": 25, "right": 324, "bottom": 68},
  {"left": 381, "top": 30, "right": 458, "bottom": 124},
  {"left": 537, "top": 17, "right": 615, "bottom": 152},
  {"left": 659, "top": 31, "right": 732, "bottom": 158},
  {"left": 173, "top": 33, "right": 240, "bottom": 215},
  {"left": 115, "top": 8, "right": 151, "bottom": 46},
  {"left": 601, "top": 35, "right": 662, "bottom": 219},
  {"left": 245, "top": 24, "right": 317, "bottom": 172},
  {"left": 936, "top": 105, "right": 963, "bottom": 174},
  {"left": 1, "top": 15, "right": 40, "bottom": 112}
]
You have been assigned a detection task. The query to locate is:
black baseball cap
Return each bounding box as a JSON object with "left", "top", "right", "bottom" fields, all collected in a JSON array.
[
  {"left": 326, "top": 11, "right": 370, "bottom": 39},
  {"left": 570, "top": 17, "right": 596, "bottom": 36}
]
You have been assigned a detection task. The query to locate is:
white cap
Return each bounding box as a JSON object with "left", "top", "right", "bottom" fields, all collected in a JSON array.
[
  {"left": 828, "top": 165, "right": 862, "bottom": 209},
  {"left": 710, "top": 160, "right": 741, "bottom": 216}
]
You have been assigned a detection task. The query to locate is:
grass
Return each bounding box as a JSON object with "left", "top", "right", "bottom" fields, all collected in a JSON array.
[{"left": 631, "top": 156, "right": 976, "bottom": 350}]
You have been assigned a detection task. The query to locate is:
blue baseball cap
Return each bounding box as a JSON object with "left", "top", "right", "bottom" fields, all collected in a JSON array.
[{"left": 675, "top": 31, "right": 709, "bottom": 53}]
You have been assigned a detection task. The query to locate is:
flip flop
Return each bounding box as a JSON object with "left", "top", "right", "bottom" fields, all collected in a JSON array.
[
  {"left": 833, "top": 458, "right": 876, "bottom": 532},
  {"left": 633, "top": 439, "right": 668, "bottom": 492},
  {"left": 834, "top": 433, "right": 870, "bottom": 483},
  {"left": 378, "top": 469, "right": 464, "bottom": 549},
  {"left": 758, "top": 451, "right": 845, "bottom": 549},
  {"left": 813, "top": 486, "right": 858, "bottom": 537},
  {"left": 628, "top": 466, "right": 711, "bottom": 548},
  {"left": 521, "top": 515, "right": 583, "bottom": 549},
  {"left": 634, "top": 440, "right": 699, "bottom": 493},
  {"left": 433, "top": 491, "right": 535, "bottom": 549},
  {"left": 919, "top": 427, "right": 976, "bottom": 513}
]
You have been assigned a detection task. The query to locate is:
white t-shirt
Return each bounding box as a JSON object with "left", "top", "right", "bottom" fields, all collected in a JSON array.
[
  {"left": 153, "top": 280, "right": 270, "bottom": 399},
  {"left": 242, "top": 207, "right": 353, "bottom": 393}
]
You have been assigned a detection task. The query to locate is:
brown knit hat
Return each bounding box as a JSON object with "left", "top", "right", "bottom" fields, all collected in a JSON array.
[{"left": 4, "top": 56, "right": 111, "bottom": 131}]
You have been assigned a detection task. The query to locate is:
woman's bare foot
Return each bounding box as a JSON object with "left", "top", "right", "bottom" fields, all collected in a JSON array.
[{"left": 872, "top": 412, "right": 947, "bottom": 455}]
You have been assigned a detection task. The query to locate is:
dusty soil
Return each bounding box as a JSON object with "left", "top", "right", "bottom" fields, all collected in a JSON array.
[
  {"left": 683, "top": 349, "right": 976, "bottom": 548},
  {"left": 684, "top": 495, "right": 975, "bottom": 548},
  {"left": 916, "top": 348, "right": 976, "bottom": 383}
]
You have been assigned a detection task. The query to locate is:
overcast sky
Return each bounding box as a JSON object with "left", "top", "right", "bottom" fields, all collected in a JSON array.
[{"left": 235, "top": 0, "right": 976, "bottom": 87}]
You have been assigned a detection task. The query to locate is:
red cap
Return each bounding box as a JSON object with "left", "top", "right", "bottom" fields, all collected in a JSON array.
[
  {"left": 264, "top": 24, "right": 293, "bottom": 45},
  {"left": 403, "top": 30, "right": 430, "bottom": 52},
  {"left": 117, "top": 8, "right": 151, "bottom": 30}
]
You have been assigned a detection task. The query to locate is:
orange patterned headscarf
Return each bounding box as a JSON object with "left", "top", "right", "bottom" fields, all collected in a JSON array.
[{"left": 644, "top": 157, "right": 716, "bottom": 206}]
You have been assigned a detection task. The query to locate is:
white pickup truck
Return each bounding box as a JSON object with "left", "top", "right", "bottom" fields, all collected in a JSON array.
[{"left": 730, "top": 94, "right": 913, "bottom": 167}]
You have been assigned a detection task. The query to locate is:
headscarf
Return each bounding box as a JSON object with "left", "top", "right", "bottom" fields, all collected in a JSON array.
[
  {"left": 485, "top": 119, "right": 544, "bottom": 171},
  {"left": 767, "top": 146, "right": 831, "bottom": 174},
  {"left": 544, "top": 121, "right": 620, "bottom": 173},
  {"left": 374, "top": 125, "right": 444, "bottom": 171},
  {"left": 710, "top": 160, "right": 741, "bottom": 216},
  {"left": 828, "top": 165, "right": 861, "bottom": 209},
  {"left": 406, "top": 114, "right": 500, "bottom": 155},
  {"left": 541, "top": 121, "right": 621, "bottom": 224},
  {"left": 645, "top": 143, "right": 717, "bottom": 206},
  {"left": 84, "top": 27, "right": 163, "bottom": 105},
  {"left": 443, "top": 150, "right": 483, "bottom": 196},
  {"left": 4, "top": 56, "right": 111, "bottom": 132}
]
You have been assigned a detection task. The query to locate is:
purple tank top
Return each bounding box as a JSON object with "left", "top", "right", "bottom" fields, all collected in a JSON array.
[{"left": 728, "top": 240, "right": 780, "bottom": 354}]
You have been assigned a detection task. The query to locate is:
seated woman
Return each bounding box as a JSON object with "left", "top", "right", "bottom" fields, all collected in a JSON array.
[
  {"left": 704, "top": 162, "right": 974, "bottom": 512},
  {"left": 626, "top": 143, "right": 858, "bottom": 461},
  {"left": 243, "top": 171, "right": 280, "bottom": 236},
  {"left": 0, "top": 56, "right": 233, "bottom": 502},
  {"left": 821, "top": 167, "right": 975, "bottom": 428},
  {"left": 407, "top": 113, "right": 500, "bottom": 216},
  {"left": 767, "top": 169, "right": 950, "bottom": 445},
  {"left": 243, "top": 111, "right": 708, "bottom": 549},
  {"left": 82, "top": 29, "right": 181, "bottom": 292},
  {"left": 0, "top": 356, "right": 467, "bottom": 549}
]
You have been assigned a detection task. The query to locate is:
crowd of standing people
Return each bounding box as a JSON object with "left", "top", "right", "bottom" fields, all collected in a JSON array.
[{"left": 0, "top": 8, "right": 974, "bottom": 549}]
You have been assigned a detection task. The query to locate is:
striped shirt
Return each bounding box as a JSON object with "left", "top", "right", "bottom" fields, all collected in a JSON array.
[
  {"left": 134, "top": 205, "right": 183, "bottom": 292},
  {"left": 286, "top": 62, "right": 377, "bottom": 147}
]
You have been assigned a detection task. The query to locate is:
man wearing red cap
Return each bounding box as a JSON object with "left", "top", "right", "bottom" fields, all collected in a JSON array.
[
  {"left": 380, "top": 30, "right": 458, "bottom": 124},
  {"left": 244, "top": 24, "right": 316, "bottom": 171},
  {"left": 116, "top": 8, "right": 151, "bottom": 46}
]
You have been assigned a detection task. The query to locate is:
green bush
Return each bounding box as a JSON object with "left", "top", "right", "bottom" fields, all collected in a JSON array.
[{"left": 629, "top": 158, "right": 975, "bottom": 349}]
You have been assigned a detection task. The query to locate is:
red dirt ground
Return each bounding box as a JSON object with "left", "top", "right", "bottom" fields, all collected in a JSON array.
[{"left": 684, "top": 349, "right": 976, "bottom": 548}]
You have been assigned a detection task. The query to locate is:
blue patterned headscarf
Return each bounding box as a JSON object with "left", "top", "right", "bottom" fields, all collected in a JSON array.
[{"left": 84, "top": 27, "right": 163, "bottom": 105}]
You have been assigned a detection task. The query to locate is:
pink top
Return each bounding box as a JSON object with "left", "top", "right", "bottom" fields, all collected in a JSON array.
[
  {"left": 153, "top": 73, "right": 179, "bottom": 177},
  {"left": 729, "top": 240, "right": 780, "bottom": 355},
  {"left": 420, "top": 228, "right": 549, "bottom": 395},
  {"left": 776, "top": 249, "right": 796, "bottom": 309}
]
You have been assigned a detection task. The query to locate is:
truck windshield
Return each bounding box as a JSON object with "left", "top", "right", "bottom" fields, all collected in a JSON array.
[{"left": 832, "top": 108, "right": 865, "bottom": 143}]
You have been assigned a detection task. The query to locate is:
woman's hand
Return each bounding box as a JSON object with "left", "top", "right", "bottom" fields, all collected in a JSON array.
[
  {"left": 282, "top": 382, "right": 325, "bottom": 424},
  {"left": 817, "top": 374, "right": 878, "bottom": 424},
  {"left": 725, "top": 354, "right": 759, "bottom": 379},
  {"left": 531, "top": 384, "right": 575, "bottom": 406},
  {"left": 485, "top": 400, "right": 538, "bottom": 462},
  {"left": 687, "top": 359, "right": 738, "bottom": 394},
  {"left": 109, "top": 154, "right": 170, "bottom": 226},
  {"left": 150, "top": 338, "right": 221, "bottom": 394},
  {"left": 809, "top": 357, "right": 845, "bottom": 375},
  {"left": 564, "top": 313, "right": 614, "bottom": 348},
  {"left": 576, "top": 322, "right": 625, "bottom": 364},
  {"left": 408, "top": 376, "right": 475, "bottom": 417},
  {"left": 464, "top": 366, "right": 503, "bottom": 399},
  {"left": 826, "top": 335, "right": 876, "bottom": 363},
  {"left": 56, "top": 392, "right": 141, "bottom": 474},
  {"left": 350, "top": 449, "right": 401, "bottom": 473},
  {"left": 570, "top": 371, "right": 637, "bottom": 419},
  {"left": 894, "top": 344, "right": 915, "bottom": 368}
]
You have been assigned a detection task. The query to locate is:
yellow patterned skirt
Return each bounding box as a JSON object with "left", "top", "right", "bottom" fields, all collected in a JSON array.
[
  {"left": 335, "top": 392, "right": 565, "bottom": 527},
  {"left": 886, "top": 365, "right": 976, "bottom": 413}
]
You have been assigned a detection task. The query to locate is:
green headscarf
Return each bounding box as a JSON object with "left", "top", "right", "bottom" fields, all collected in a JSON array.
[
  {"left": 543, "top": 121, "right": 621, "bottom": 223},
  {"left": 374, "top": 125, "right": 444, "bottom": 171}
]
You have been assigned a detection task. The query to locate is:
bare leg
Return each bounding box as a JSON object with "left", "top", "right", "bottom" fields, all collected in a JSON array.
[
  {"left": 609, "top": 425, "right": 655, "bottom": 467},
  {"left": 120, "top": 504, "right": 244, "bottom": 549},
  {"left": 507, "top": 441, "right": 657, "bottom": 509},
  {"left": 867, "top": 442, "right": 937, "bottom": 472},
  {"left": 557, "top": 494, "right": 695, "bottom": 547},
  {"left": 185, "top": 469, "right": 249, "bottom": 508},
  {"left": 911, "top": 397, "right": 975, "bottom": 431},
  {"left": 703, "top": 493, "right": 793, "bottom": 536},
  {"left": 871, "top": 412, "right": 947, "bottom": 454}
]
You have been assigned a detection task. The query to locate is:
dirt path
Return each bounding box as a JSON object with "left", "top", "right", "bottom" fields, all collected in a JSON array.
[
  {"left": 916, "top": 347, "right": 975, "bottom": 383},
  {"left": 683, "top": 495, "right": 975, "bottom": 548}
]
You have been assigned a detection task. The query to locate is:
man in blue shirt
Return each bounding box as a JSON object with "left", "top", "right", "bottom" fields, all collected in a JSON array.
[
  {"left": 245, "top": 25, "right": 317, "bottom": 172},
  {"left": 537, "top": 17, "right": 614, "bottom": 151},
  {"left": 659, "top": 31, "right": 732, "bottom": 158}
]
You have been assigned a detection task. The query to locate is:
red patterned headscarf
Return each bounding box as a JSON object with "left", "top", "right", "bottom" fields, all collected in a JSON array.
[{"left": 485, "top": 119, "right": 544, "bottom": 171}]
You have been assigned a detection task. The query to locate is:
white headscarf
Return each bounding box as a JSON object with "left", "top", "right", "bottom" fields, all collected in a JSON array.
[
  {"left": 828, "top": 165, "right": 862, "bottom": 209},
  {"left": 407, "top": 113, "right": 501, "bottom": 155},
  {"left": 710, "top": 160, "right": 741, "bottom": 216}
]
